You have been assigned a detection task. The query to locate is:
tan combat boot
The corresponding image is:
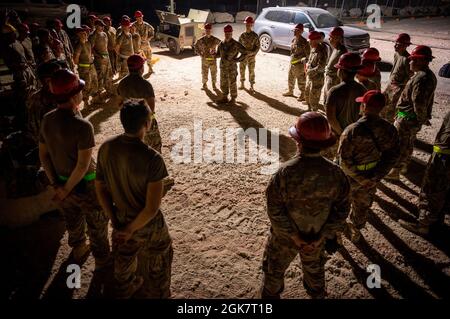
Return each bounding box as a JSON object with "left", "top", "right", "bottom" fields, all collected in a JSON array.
[
  {"left": 201, "top": 83, "right": 207, "bottom": 90},
  {"left": 238, "top": 81, "right": 245, "bottom": 90},
  {"left": 250, "top": 83, "right": 255, "bottom": 93},
  {"left": 282, "top": 90, "right": 294, "bottom": 97}
]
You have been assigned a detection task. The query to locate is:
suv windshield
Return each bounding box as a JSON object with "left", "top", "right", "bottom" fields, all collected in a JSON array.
[{"left": 308, "top": 11, "right": 343, "bottom": 28}]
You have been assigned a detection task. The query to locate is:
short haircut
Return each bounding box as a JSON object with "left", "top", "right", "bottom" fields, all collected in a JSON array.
[{"left": 120, "top": 100, "right": 150, "bottom": 134}]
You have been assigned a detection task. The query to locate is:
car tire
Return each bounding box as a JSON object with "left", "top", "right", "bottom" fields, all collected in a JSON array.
[
  {"left": 168, "top": 38, "right": 181, "bottom": 55},
  {"left": 259, "top": 33, "right": 274, "bottom": 53}
]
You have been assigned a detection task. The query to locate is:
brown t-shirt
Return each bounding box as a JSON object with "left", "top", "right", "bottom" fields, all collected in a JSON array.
[
  {"left": 96, "top": 135, "right": 168, "bottom": 225},
  {"left": 117, "top": 73, "right": 155, "bottom": 100},
  {"left": 39, "top": 108, "right": 96, "bottom": 177}
]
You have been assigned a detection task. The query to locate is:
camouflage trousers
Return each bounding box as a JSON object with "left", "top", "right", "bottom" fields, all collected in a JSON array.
[
  {"left": 382, "top": 84, "right": 404, "bottom": 123},
  {"left": 287, "top": 63, "right": 306, "bottom": 96},
  {"left": 118, "top": 56, "right": 130, "bottom": 78},
  {"left": 113, "top": 212, "right": 173, "bottom": 299},
  {"left": 417, "top": 152, "right": 450, "bottom": 227},
  {"left": 140, "top": 42, "right": 153, "bottom": 73},
  {"left": 220, "top": 62, "right": 238, "bottom": 99},
  {"left": 323, "top": 74, "right": 340, "bottom": 103},
  {"left": 57, "top": 181, "right": 110, "bottom": 261},
  {"left": 78, "top": 64, "right": 99, "bottom": 101},
  {"left": 144, "top": 116, "right": 162, "bottom": 153},
  {"left": 201, "top": 58, "right": 218, "bottom": 85},
  {"left": 349, "top": 178, "right": 377, "bottom": 229},
  {"left": 12, "top": 67, "right": 38, "bottom": 126},
  {"left": 94, "top": 56, "right": 114, "bottom": 94},
  {"left": 305, "top": 74, "right": 324, "bottom": 111},
  {"left": 261, "top": 231, "right": 326, "bottom": 299},
  {"left": 393, "top": 118, "right": 421, "bottom": 170},
  {"left": 109, "top": 50, "right": 117, "bottom": 74},
  {"left": 239, "top": 56, "right": 256, "bottom": 84}
]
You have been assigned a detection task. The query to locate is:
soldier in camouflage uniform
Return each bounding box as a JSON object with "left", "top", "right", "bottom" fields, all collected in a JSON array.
[
  {"left": 382, "top": 33, "right": 413, "bottom": 122},
  {"left": 39, "top": 69, "right": 110, "bottom": 268},
  {"left": 324, "top": 53, "right": 366, "bottom": 159},
  {"left": 74, "top": 27, "right": 99, "bottom": 106},
  {"left": 116, "top": 18, "right": 135, "bottom": 79},
  {"left": 134, "top": 10, "right": 155, "bottom": 74},
  {"left": 304, "top": 31, "right": 327, "bottom": 111},
  {"left": 90, "top": 19, "right": 114, "bottom": 96},
  {"left": 215, "top": 24, "right": 247, "bottom": 104},
  {"left": 261, "top": 112, "right": 350, "bottom": 299},
  {"left": 283, "top": 23, "right": 310, "bottom": 101},
  {"left": 53, "top": 19, "right": 74, "bottom": 70},
  {"left": 361, "top": 48, "right": 382, "bottom": 90},
  {"left": 17, "top": 23, "right": 35, "bottom": 68},
  {"left": 130, "top": 24, "right": 142, "bottom": 55},
  {"left": 356, "top": 60, "right": 378, "bottom": 91},
  {"left": 338, "top": 91, "right": 400, "bottom": 242},
  {"left": 386, "top": 45, "right": 437, "bottom": 180},
  {"left": 399, "top": 111, "right": 450, "bottom": 236},
  {"left": 27, "top": 61, "right": 61, "bottom": 143},
  {"left": 238, "top": 16, "right": 260, "bottom": 92},
  {"left": 96, "top": 101, "right": 173, "bottom": 298},
  {"left": 103, "top": 16, "right": 118, "bottom": 75},
  {"left": 194, "top": 23, "right": 221, "bottom": 90},
  {"left": 324, "top": 27, "right": 346, "bottom": 102}
]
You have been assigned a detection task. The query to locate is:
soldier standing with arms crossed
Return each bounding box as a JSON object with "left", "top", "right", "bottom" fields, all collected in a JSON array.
[
  {"left": 134, "top": 10, "right": 155, "bottom": 75},
  {"left": 194, "top": 23, "right": 221, "bottom": 90},
  {"left": 238, "top": 16, "right": 260, "bottom": 92}
]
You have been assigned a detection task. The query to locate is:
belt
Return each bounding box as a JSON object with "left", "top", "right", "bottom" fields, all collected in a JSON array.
[
  {"left": 356, "top": 161, "right": 378, "bottom": 171},
  {"left": 397, "top": 111, "right": 417, "bottom": 120},
  {"left": 205, "top": 57, "right": 215, "bottom": 61},
  {"left": 291, "top": 59, "right": 302, "bottom": 65},
  {"left": 100, "top": 52, "right": 109, "bottom": 57},
  {"left": 119, "top": 54, "right": 130, "bottom": 59},
  {"left": 78, "top": 63, "right": 92, "bottom": 68},
  {"left": 433, "top": 145, "right": 450, "bottom": 155},
  {"left": 58, "top": 172, "right": 96, "bottom": 182}
]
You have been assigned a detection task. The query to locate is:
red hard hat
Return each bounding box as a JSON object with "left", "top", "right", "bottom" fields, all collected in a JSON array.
[
  {"left": 244, "top": 16, "right": 254, "bottom": 24},
  {"left": 335, "top": 52, "right": 363, "bottom": 71},
  {"left": 396, "top": 33, "right": 411, "bottom": 45},
  {"left": 54, "top": 19, "right": 63, "bottom": 27},
  {"left": 357, "top": 60, "right": 376, "bottom": 77},
  {"left": 362, "top": 47, "right": 381, "bottom": 62},
  {"left": 121, "top": 18, "right": 131, "bottom": 27},
  {"left": 81, "top": 24, "right": 91, "bottom": 33},
  {"left": 50, "top": 69, "right": 85, "bottom": 103},
  {"left": 204, "top": 23, "right": 212, "bottom": 30},
  {"left": 135, "top": 10, "right": 143, "bottom": 18},
  {"left": 224, "top": 24, "right": 233, "bottom": 33},
  {"left": 88, "top": 14, "right": 98, "bottom": 20},
  {"left": 102, "top": 16, "right": 112, "bottom": 22},
  {"left": 409, "top": 45, "right": 434, "bottom": 61},
  {"left": 308, "top": 31, "right": 321, "bottom": 41},
  {"left": 294, "top": 23, "right": 304, "bottom": 31},
  {"left": 356, "top": 90, "right": 386, "bottom": 110},
  {"left": 329, "top": 27, "right": 344, "bottom": 37},
  {"left": 127, "top": 54, "right": 146, "bottom": 71},
  {"left": 289, "top": 112, "right": 337, "bottom": 149}
]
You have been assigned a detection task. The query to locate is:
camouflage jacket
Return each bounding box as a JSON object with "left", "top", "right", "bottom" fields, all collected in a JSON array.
[
  {"left": 238, "top": 31, "right": 260, "bottom": 58},
  {"left": 134, "top": 21, "right": 154, "bottom": 43},
  {"left": 325, "top": 44, "right": 347, "bottom": 77},
  {"left": 388, "top": 51, "right": 411, "bottom": 87},
  {"left": 216, "top": 38, "right": 247, "bottom": 66},
  {"left": 396, "top": 67, "right": 437, "bottom": 125},
  {"left": 357, "top": 78, "right": 378, "bottom": 91},
  {"left": 266, "top": 153, "right": 350, "bottom": 241},
  {"left": 306, "top": 43, "right": 328, "bottom": 79},
  {"left": 105, "top": 26, "right": 117, "bottom": 50},
  {"left": 290, "top": 36, "right": 310, "bottom": 63},
  {"left": 338, "top": 114, "right": 400, "bottom": 184},
  {"left": 27, "top": 89, "right": 57, "bottom": 143},
  {"left": 116, "top": 32, "right": 135, "bottom": 57},
  {"left": 194, "top": 35, "right": 221, "bottom": 59},
  {"left": 435, "top": 111, "right": 450, "bottom": 151}
]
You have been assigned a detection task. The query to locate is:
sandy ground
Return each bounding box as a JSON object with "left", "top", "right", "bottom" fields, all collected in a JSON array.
[{"left": 1, "top": 17, "right": 450, "bottom": 300}]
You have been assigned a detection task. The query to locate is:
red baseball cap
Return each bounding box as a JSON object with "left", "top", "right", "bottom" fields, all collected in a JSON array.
[
  {"left": 135, "top": 10, "right": 143, "bottom": 18},
  {"left": 329, "top": 27, "right": 344, "bottom": 37},
  {"left": 127, "top": 54, "right": 146, "bottom": 71},
  {"left": 355, "top": 90, "right": 386, "bottom": 109},
  {"left": 308, "top": 31, "right": 321, "bottom": 41},
  {"left": 224, "top": 24, "right": 233, "bottom": 33},
  {"left": 204, "top": 23, "right": 212, "bottom": 30},
  {"left": 396, "top": 33, "right": 411, "bottom": 45}
]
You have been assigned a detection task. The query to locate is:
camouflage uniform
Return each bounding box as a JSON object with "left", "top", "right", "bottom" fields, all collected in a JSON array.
[
  {"left": 338, "top": 115, "right": 400, "bottom": 229},
  {"left": 382, "top": 51, "right": 411, "bottom": 122},
  {"left": 393, "top": 67, "right": 437, "bottom": 171},
  {"left": 216, "top": 39, "right": 247, "bottom": 99},
  {"left": 262, "top": 153, "right": 350, "bottom": 299},
  {"left": 105, "top": 25, "right": 118, "bottom": 74},
  {"left": 368, "top": 68, "right": 381, "bottom": 90},
  {"left": 324, "top": 44, "right": 347, "bottom": 101},
  {"left": 287, "top": 36, "right": 310, "bottom": 97},
  {"left": 238, "top": 31, "right": 260, "bottom": 85},
  {"left": 19, "top": 37, "right": 35, "bottom": 67},
  {"left": 27, "top": 89, "right": 57, "bottom": 143},
  {"left": 116, "top": 32, "right": 135, "bottom": 78},
  {"left": 56, "top": 29, "right": 74, "bottom": 70},
  {"left": 305, "top": 43, "right": 327, "bottom": 111},
  {"left": 90, "top": 31, "right": 114, "bottom": 94},
  {"left": 134, "top": 21, "right": 155, "bottom": 73},
  {"left": 74, "top": 41, "right": 99, "bottom": 104},
  {"left": 417, "top": 112, "right": 450, "bottom": 227},
  {"left": 194, "top": 35, "right": 221, "bottom": 86},
  {"left": 132, "top": 32, "right": 142, "bottom": 55},
  {"left": 357, "top": 78, "right": 378, "bottom": 91}
]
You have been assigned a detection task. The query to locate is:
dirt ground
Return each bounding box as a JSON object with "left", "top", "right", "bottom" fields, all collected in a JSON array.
[{"left": 1, "top": 17, "right": 450, "bottom": 300}]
